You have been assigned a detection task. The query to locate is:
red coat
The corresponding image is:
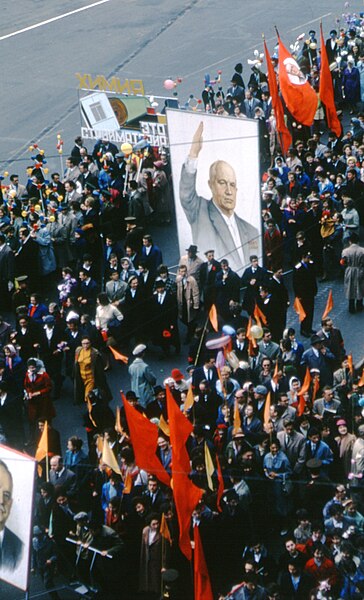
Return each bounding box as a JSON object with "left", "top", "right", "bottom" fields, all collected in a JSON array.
[
  {"left": 24, "top": 371, "right": 55, "bottom": 423},
  {"left": 304, "top": 556, "right": 337, "bottom": 586}
]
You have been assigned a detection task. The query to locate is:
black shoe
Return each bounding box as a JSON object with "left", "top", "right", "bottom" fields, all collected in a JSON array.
[
  {"left": 356, "top": 302, "right": 363, "bottom": 313},
  {"left": 300, "top": 330, "right": 310, "bottom": 338}
]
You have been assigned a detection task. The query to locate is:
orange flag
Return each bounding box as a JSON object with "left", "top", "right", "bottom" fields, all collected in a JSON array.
[
  {"left": 348, "top": 354, "right": 354, "bottom": 376},
  {"left": 159, "top": 414, "right": 170, "bottom": 437},
  {"left": 358, "top": 368, "right": 364, "bottom": 387},
  {"left": 166, "top": 387, "right": 202, "bottom": 560},
  {"left": 263, "top": 391, "right": 271, "bottom": 427},
  {"left": 253, "top": 303, "right": 267, "bottom": 326},
  {"left": 122, "top": 393, "right": 171, "bottom": 487},
  {"left": 109, "top": 346, "right": 128, "bottom": 364},
  {"left": 160, "top": 513, "right": 172, "bottom": 546},
  {"left": 194, "top": 526, "right": 214, "bottom": 600},
  {"left": 293, "top": 297, "right": 306, "bottom": 322},
  {"left": 319, "top": 24, "right": 341, "bottom": 137},
  {"left": 300, "top": 367, "right": 312, "bottom": 395},
  {"left": 278, "top": 35, "right": 318, "bottom": 126},
  {"left": 322, "top": 289, "right": 334, "bottom": 320},
  {"left": 233, "top": 399, "right": 241, "bottom": 433},
  {"left": 246, "top": 316, "right": 253, "bottom": 340},
  {"left": 312, "top": 376, "right": 320, "bottom": 402},
  {"left": 35, "top": 421, "right": 48, "bottom": 477},
  {"left": 123, "top": 471, "right": 133, "bottom": 494},
  {"left": 208, "top": 304, "right": 219, "bottom": 332},
  {"left": 272, "top": 360, "right": 279, "bottom": 384},
  {"left": 263, "top": 38, "right": 292, "bottom": 154},
  {"left": 297, "top": 395, "right": 306, "bottom": 417},
  {"left": 183, "top": 385, "right": 195, "bottom": 415}
]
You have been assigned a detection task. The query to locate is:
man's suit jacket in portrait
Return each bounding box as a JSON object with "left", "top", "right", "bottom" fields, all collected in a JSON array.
[
  {"left": 0, "top": 526, "right": 23, "bottom": 571},
  {"left": 180, "top": 164, "right": 259, "bottom": 273}
]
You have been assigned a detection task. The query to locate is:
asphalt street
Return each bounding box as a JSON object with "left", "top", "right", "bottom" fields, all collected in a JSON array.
[{"left": 0, "top": 1, "right": 362, "bottom": 598}]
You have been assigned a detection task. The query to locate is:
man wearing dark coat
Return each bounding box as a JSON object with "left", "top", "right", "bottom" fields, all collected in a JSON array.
[
  {"left": 241, "top": 256, "right": 268, "bottom": 316},
  {"left": 199, "top": 249, "right": 221, "bottom": 311},
  {"left": 292, "top": 252, "right": 317, "bottom": 337},
  {"left": 0, "top": 460, "right": 24, "bottom": 571},
  {"left": 151, "top": 279, "right": 180, "bottom": 356}
]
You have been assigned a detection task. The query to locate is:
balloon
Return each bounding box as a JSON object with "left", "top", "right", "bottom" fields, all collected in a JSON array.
[
  {"left": 49, "top": 215, "right": 55, "bottom": 222},
  {"left": 43, "top": 168, "right": 49, "bottom": 174},
  {"left": 206, "top": 334, "right": 231, "bottom": 350},
  {"left": 34, "top": 204, "right": 41, "bottom": 212},
  {"left": 120, "top": 143, "right": 132, "bottom": 156},
  {"left": 3, "top": 171, "right": 8, "bottom": 177},
  {"left": 222, "top": 325, "right": 236, "bottom": 336},
  {"left": 163, "top": 78, "right": 175, "bottom": 90},
  {"left": 250, "top": 325, "right": 263, "bottom": 340}
]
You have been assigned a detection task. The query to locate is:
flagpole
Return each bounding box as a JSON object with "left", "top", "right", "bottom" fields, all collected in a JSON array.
[
  {"left": 194, "top": 314, "right": 209, "bottom": 366},
  {"left": 45, "top": 420, "right": 49, "bottom": 482}
]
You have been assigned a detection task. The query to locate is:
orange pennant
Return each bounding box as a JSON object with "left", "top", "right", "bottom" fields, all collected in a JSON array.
[
  {"left": 300, "top": 367, "right": 311, "bottom": 395},
  {"left": 233, "top": 399, "right": 241, "bottom": 434},
  {"left": 208, "top": 304, "right": 219, "bottom": 332},
  {"left": 160, "top": 513, "right": 172, "bottom": 546},
  {"left": 263, "top": 391, "right": 271, "bottom": 427},
  {"left": 272, "top": 360, "right": 279, "bottom": 384},
  {"left": 109, "top": 346, "right": 128, "bottom": 364},
  {"left": 123, "top": 471, "right": 133, "bottom": 494},
  {"left": 253, "top": 303, "right": 267, "bottom": 326},
  {"left": 183, "top": 386, "right": 195, "bottom": 415},
  {"left": 322, "top": 289, "right": 334, "bottom": 320},
  {"left": 293, "top": 297, "right": 306, "bottom": 322},
  {"left": 358, "top": 368, "right": 364, "bottom": 387},
  {"left": 348, "top": 354, "right": 354, "bottom": 376}
]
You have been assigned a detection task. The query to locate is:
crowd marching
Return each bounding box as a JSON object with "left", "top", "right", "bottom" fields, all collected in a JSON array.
[{"left": 2, "top": 10, "right": 364, "bottom": 600}]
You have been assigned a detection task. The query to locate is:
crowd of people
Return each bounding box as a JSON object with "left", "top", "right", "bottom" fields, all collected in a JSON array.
[{"left": 2, "top": 15, "right": 364, "bottom": 600}]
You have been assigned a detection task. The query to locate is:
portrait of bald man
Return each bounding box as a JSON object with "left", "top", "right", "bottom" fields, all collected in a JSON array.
[
  {"left": 179, "top": 121, "right": 259, "bottom": 273},
  {"left": 0, "top": 459, "right": 23, "bottom": 571}
]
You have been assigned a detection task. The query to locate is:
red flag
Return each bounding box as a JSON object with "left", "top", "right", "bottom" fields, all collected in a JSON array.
[
  {"left": 216, "top": 454, "right": 225, "bottom": 512},
  {"left": 253, "top": 303, "right": 267, "bottom": 326},
  {"left": 166, "top": 387, "right": 202, "bottom": 560},
  {"left": 297, "top": 395, "right": 306, "bottom": 417},
  {"left": 319, "top": 24, "right": 341, "bottom": 137},
  {"left": 278, "top": 36, "right": 318, "bottom": 126},
  {"left": 194, "top": 526, "right": 214, "bottom": 600},
  {"left": 322, "top": 289, "right": 334, "bottom": 320},
  {"left": 122, "top": 392, "right": 171, "bottom": 487},
  {"left": 263, "top": 38, "right": 292, "bottom": 154},
  {"left": 293, "top": 297, "right": 306, "bottom": 322},
  {"left": 208, "top": 304, "right": 219, "bottom": 332}
]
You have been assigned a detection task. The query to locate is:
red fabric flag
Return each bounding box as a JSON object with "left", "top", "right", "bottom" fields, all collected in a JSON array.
[
  {"left": 216, "top": 454, "right": 225, "bottom": 513},
  {"left": 297, "top": 395, "right": 306, "bottom": 417},
  {"left": 263, "top": 38, "right": 292, "bottom": 154},
  {"left": 319, "top": 24, "right": 341, "bottom": 137},
  {"left": 278, "top": 36, "right": 318, "bottom": 126},
  {"left": 194, "top": 526, "right": 214, "bottom": 600},
  {"left": 122, "top": 393, "right": 171, "bottom": 487},
  {"left": 208, "top": 304, "right": 219, "bottom": 332},
  {"left": 322, "top": 289, "right": 334, "bottom": 320},
  {"left": 166, "top": 387, "right": 202, "bottom": 560},
  {"left": 293, "top": 297, "right": 307, "bottom": 322}
]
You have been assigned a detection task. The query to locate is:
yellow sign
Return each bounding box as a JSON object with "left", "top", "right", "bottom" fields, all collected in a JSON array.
[{"left": 76, "top": 73, "right": 144, "bottom": 95}]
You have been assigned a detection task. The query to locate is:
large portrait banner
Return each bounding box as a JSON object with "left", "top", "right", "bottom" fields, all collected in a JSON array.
[
  {"left": 0, "top": 445, "right": 36, "bottom": 591},
  {"left": 166, "top": 109, "right": 262, "bottom": 274}
]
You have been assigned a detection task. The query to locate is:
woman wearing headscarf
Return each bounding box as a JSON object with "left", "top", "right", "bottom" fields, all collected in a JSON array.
[{"left": 24, "top": 358, "right": 55, "bottom": 438}]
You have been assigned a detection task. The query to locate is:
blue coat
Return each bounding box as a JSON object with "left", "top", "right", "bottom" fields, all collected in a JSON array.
[{"left": 301, "top": 347, "right": 335, "bottom": 386}]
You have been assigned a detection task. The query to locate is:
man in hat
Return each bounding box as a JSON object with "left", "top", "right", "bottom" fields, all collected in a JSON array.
[
  {"left": 175, "top": 264, "right": 200, "bottom": 342},
  {"left": 145, "top": 385, "right": 167, "bottom": 420},
  {"left": 292, "top": 251, "right": 318, "bottom": 337},
  {"left": 12, "top": 275, "right": 30, "bottom": 312},
  {"left": 128, "top": 344, "right": 156, "bottom": 409},
  {"left": 179, "top": 122, "right": 259, "bottom": 274},
  {"left": 253, "top": 385, "right": 269, "bottom": 421},
  {"left": 301, "top": 336, "right": 335, "bottom": 387},
  {"left": 125, "top": 217, "right": 144, "bottom": 254},
  {"left": 178, "top": 244, "right": 203, "bottom": 286},
  {"left": 40, "top": 315, "right": 65, "bottom": 397},
  {"left": 227, "top": 76, "right": 245, "bottom": 103},
  {"left": 199, "top": 249, "right": 221, "bottom": 310}
]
